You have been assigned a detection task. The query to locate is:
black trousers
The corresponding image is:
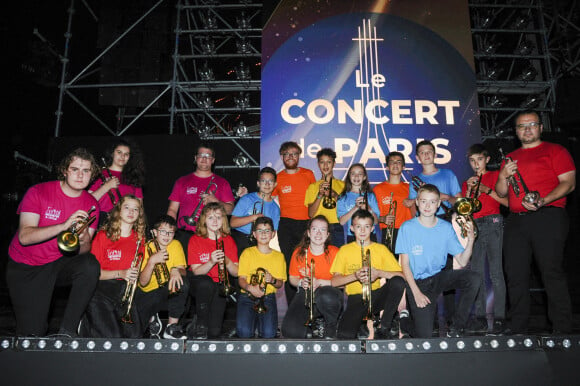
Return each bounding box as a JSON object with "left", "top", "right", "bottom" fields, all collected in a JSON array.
[
  {"left": 6, "top": 253, "right": 100, "bottom": 336},
  {"left": 337, "top": 276, "right": 405, "bottom": 339},
  {"left": 281, "top": 286, "right": 343, "bottom": 338},
  {"left": 278, "top": 217, "right": 309, "bottom": 304},
  {"left": 188, "top": 273, "right": 230, "bottom": 338},
  {"left": 135, "top": 277, "right": 190, "bottom": 328},
  {"left": 503, "top": 207, "right": 572, "bottom": 333}
]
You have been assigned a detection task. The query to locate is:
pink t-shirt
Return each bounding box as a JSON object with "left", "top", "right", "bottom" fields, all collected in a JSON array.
[
  {"left": 8, "top": 181, "right": 99, "bottom": 266},
  {"left": 168, "top": 173, "right": 235, "bottom": 231},
  {"left": 188, "top": 234, "right": 238, "bottom": 282},
  {"left": 89, "top": 169, "right": 143, "bottom": 212}
]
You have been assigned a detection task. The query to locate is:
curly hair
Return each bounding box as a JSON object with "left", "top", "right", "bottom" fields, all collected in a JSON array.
[
  {"left": 293, "top": 215, "right": 332, "bottom": 264},
  {"left": 57, "top": 148, "right": 99, "bottom": 182},
  {"left": 103, "top": 140, "right": 145, "bottom": 187},
  {"left": 195, "top": 202, "right": 231, "bottom": 238},
  {"left": 340, "top": 163, "right": 371, "bottom": 197},
  {"left": 104, "top": 195, "right": 147, "bottom": 241}
]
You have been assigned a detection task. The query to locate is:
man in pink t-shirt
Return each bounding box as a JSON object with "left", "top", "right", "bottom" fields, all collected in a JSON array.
[
  {"left": 497, "top": 110, "right": 576, "bottom": 335},
  {"left": 167, "top": 143, "right": 235, "bottom": 257},
  {"left": 6, "top": 148, "right": 101, "bottom": 336}
]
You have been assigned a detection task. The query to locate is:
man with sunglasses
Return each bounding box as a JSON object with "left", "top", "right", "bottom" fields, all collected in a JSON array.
[{"left": 497, "top": 110, "right": 576, "bottom": 335}]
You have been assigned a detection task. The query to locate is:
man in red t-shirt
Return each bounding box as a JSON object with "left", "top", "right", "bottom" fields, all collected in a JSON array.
[
  {"left": 461, "top": 144, "right": 508, "bottom": 335},
  {"left": 6, "top": 148, "right": 101, "bottom": 336},
  {"left": 272, "top": 141, "right": 315, "bottom": 303},
  {"left": 496, "top": 110, "right": 576, "bottom": 335}
]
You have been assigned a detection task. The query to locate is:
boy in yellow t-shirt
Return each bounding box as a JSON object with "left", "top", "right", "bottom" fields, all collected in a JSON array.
[
  {"left": 331, "top": 209, "right": 405, "bottom": 339},
  {"left": 237, "top": 217, "right": 287, "bottom": 338},
  {"left": 138, "top": 215, "right": 189, "bottom": 339}
]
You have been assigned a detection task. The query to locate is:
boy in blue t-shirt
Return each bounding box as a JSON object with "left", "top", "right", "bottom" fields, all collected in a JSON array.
[{"left": 396, "top": 184, "right": 480, "bottom": 338}]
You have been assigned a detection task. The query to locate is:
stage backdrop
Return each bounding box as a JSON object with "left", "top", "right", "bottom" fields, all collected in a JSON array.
[{"left": 261, "top": 0, "right": 480, "bottom": 184}]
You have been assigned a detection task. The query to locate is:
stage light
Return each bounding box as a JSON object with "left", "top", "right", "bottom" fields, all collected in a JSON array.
[
  {"left": 1, "top": 338, "right": 13, "bottom": 350},
  {"left": 473, "top": 340, "right": 483, "bottom": 349},
  {"left": 295, "top": 344, "right": 304, "bottom": 353},
  {"left": 484, "top": 63, "right": 504, "bottom": 81},
  {"left": 226, "top": 343, "right": 235, "bottom": 352},
  {"left": 196, "top": 93, "right": 213, "bottom": 109},
  {"left": 456, "top": 340, "right": 466, "bottom": 350},
  {"left": 511, "top": 13, "right": 531, "bottom": 29},
  {"left": 197, "top": 123, "right": 212, "bottom": 139},
  {"left": 488, "top": 95, "right": 506, "bottom": 108},
  {"left": 563, "top": 339, "right": 572, "bottom": 349},
  {"left": 521, "top": 95, "right": 541, "bottom": 109},
  {"left": 199, "top": 62, "right": 215, "bottom": 81},
  {"left": 439, "top": 341, "right": 449, "bottom": 350},
  {"left": 546, "top": 339, "right": 555, "bottom": 348},
  {"left": 507, "top": 339, "right": 516, "bottom": 348},
  {"left": 482, "top": 38, "right": 501, "bottom": 55},
  {"left": 517, "top": 64, "right": 538, "bottom": 82},
  {"left": 201, "top": 38, "right": 216, "bottom": 55},
  {"left": 120, "top": 341, "right": 129, "bottom": 350},
  {"left": 234, "top": 92, "right": 250, "bottom": 110},
  {"left": 422, "top": 341, "right": 431, "bottom": 350},
  {"left": 70, "top": 340, "right": 79, "bottom": 350},
  {"left": 260, "top": 344, "right": 269, "bottom": 353},
  {"left": 235, "top": 62, "right": 251, "bottom": 80},
  {"left": 490, "top": 339, "right": 499, "bottom": 349},
  {"left": 523, "top": 338, "right": 534, "bottom": 348},
  {"left": 202, "top": 11, "right": 217, "bottom": 30},
  {"left": 103, "top": 341, "right": 112, "bottom": 350},
  {"left": 388, "top": 342, "right": 397, "bottom": 351},
  {"left": 236, "top": 38, "right": 252, "bottom": 54},
  {"left": 234, "top": 121, "right": 248, "bottom": 137},
  {"left": 515, "top": 40, "right": 534, "bottom": 55},
  {"left": 348, "top": 343, "right": 357, "bottom": 352},
  {"left": 38, "top": 339, "right": 47, "bottom": 349},
  {"left": 278, "top": 344, "right": 287, "bottom": 353},
  {"left": 405, "top": 342, "right": 414, "bottom": 351},
  {"left": 237, "top": 12, "right": 251, "bottom": 29},
  {"left": 233, "top": 153, "right": 250, "bottom": 168}
]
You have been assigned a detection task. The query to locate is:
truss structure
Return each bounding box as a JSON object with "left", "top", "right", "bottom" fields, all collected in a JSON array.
[{"left": 51, "top": 0, "right": 579, "bottom": 147}]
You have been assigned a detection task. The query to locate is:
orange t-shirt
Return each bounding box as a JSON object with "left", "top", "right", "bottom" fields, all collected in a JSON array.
[
  {"left": 288, "top": 245, "right": 339, "bottom": 281},
  {"left": 373, "top": 181, "right": 413, "bottom": 229},
  {"left": 273, "top": 168, "right": 316, "bottom": 220}
]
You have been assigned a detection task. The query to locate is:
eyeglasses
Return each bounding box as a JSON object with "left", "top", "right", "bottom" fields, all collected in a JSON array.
[
  {"left": 157, "top": 229, "right": 175, "bottom": 236},
  {"left": 515, "top": 122, "right": 541, "bottom": 130},
  {"left": 196, "top": 153, "right": 214, "bottom": 159},
  {"left": 254, "top": 229, "right": 273, "bottom": 234},
  {"left": 259, "top": 179, "right": 275, "bottom": 185},
  {"left": 282, "top": 152, "right": 300, "bottom": 158}
]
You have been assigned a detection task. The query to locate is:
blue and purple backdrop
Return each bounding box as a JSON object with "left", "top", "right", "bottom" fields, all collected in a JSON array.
[{"left": 261, "top": 0, "right": 480, "bottom": 184}]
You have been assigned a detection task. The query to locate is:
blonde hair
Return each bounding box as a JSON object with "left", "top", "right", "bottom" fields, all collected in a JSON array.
[
  {"left": 195, "top": 202, "right": 231, "bottom": 237},
  {"left": 105, "top": 195, "right": 147, "bottom": 241}
]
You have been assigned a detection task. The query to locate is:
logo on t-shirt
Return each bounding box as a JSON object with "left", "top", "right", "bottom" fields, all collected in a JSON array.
[
  {"left": 199, "top": 252, "right": 210, "bottom": 263},
  {"left": 411, "top": 245, "right": 423, "bottom": 256},
  {"left": 44, "top": 207, "right": 61, "bottom": 221},
  {"left": 187, "top": 187, "right": 198, "bottom": 195},
  {"left": 381, "top": 196, "right": 392, "bottom": 205},
  {"left": 281, "top": 185, "right": 292, "bottom": 194},
  {"left": 108, "top": 249, "right": 122, "bottom": 261}
]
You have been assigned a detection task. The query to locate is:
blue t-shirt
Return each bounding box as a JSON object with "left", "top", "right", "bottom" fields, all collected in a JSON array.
[
  {"left": 231, "top": 192, "right": 281, "bottom": 234},
  {"left": 408, "top": 169, "right": 461, "bottom": 215},
  {"left": 337, "top": 191, "right": 381, "bottom": 236},
  {"left": 395, "top": 217, "right": 464, "bottom": 279}
]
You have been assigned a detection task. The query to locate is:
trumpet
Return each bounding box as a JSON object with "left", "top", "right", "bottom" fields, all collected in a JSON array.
[
  {"left": 215, "top": 231, "right": 234, "bottom": 297},
  {"left": 146, "top": 230, "right": 170, "bottom": 289},
  {"left": 468, "top": 173, "right": 483, "bottom": 213},
  {"left": 101, "top": 157, "right": 122, "bottom": 204},
  {"left": 360, "top": 241, "right": 373, "bottom": 321},
  {"left": 383, "top": 192, "right": 397, "bottom": 252},
  {"left": 452, "top": 198, "right": 479, "bottom": 240},
  {"left": 57, "top": 206, "right": 97, "bottom": 255},
  {"left": 498, "top": 148, "right": 540, "bottom": 206},
  {"left": 359, "top": 188, "right": 368, "bottom": 211},
  {"left": 322, "top": 174, "right": 336, "bottom": 209},
  {"left": 182, "top": 175, "right": 218, "bottom": 227},
  {"left": 304, "top": 255, "right": 316, "bottom": 328},
  {"left": 121, "top": 238, "right": 144, "bottom": 324},
  {"left": 249, "top": 267, "right": 268, "bottom": 314}
]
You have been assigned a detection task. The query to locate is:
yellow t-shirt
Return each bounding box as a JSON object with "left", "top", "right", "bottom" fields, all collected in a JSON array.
[
  {"left": 304, "top": 178, "right": 345, "bottom": 223},
  {"left": 139, "top": 239, "right": 186, "bottom": 293},
  {"left": 330, "top": 241, "right": 401, "bottom": 296},
  {"left": 238, "top": 246, "right": 287, "bottom": 295}
]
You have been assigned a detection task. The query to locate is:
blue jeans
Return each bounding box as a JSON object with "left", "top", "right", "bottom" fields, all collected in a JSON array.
[
  {"left": 471, "top": 214, "right": 505, "bottom": 319},
  {"left": 236, "top": 293, "right": 278, "bottom": 338}
]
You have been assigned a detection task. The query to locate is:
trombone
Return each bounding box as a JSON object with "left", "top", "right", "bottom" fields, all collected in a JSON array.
[
  {"left": 121, "top": 238, "right": 144, "bottom": 324},
  {"left": 57, "top": 206, "right": 97, "bottom": 255},
  {"left": 383, "top": 192, "right": 397, "bottom": 252},
  {"left": 182, "top": 175, "right": 218, "bottom": 227}
]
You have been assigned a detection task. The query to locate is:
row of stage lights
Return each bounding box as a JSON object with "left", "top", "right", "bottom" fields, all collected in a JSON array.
[{"left": 1, "top": 335, "right": 578, "bottom": 355}]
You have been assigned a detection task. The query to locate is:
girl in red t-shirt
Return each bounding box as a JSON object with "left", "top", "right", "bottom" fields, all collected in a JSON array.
[
  {"left": 281, "top": 215, "right": 343, "bottom": 339},
  {"left": 188, "top": 202, "right": 239, "bottom": 338}
]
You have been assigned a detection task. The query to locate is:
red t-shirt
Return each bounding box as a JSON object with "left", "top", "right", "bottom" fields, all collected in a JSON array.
[
  {"left": 8, "top": 181, "right": 99, "bottom": 266},
  {"left": 89, "top": 169, "right": 143, "bottom": 212},
  {"left": 273, "top": 168, "right": 316, "bottom": 220},
  {"left": 288, "top": 245, "right": 339, "bottom": 281},
  {"left": 461, "top": 170, "right": 501, "bottom": 219},
  {"left": 373, "top": 181, "right": 413, "bottom": 229},
  {"left": 91, "top": 230, "right": 143, "bottom": 271},
  {"left": 188, "top": 234, "right": 239, "bottom": 282},
  {"left": 503, "top": 142, "right": 575, "bottom": 213}
]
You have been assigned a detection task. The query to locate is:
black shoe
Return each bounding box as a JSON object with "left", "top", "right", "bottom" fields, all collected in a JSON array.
[
  {"left": 357, "top": 323, "right": 370, "bottom": 339},
  {"left": 148, "top": 313, "right": 163, "bottom": 336},
  {"left": 194, "top": 324, "right": 208, "bottom": 339},
  {"left": 163, "top": 324, "right": 187, "bottom": 339},
  {"left": 312, "top": 317, "right": 325, "bottom": 339},
  {"left": 465, "top": 318, "right": 488, "bottom": 334},
  {"left": 374, "top": 328, "right": 390, "bottom": 340},
  {"left": 389, "top": 318, "right": 400, "bottom": 338},
  {"left": 446, "top": 326, "right": 464, "bottom": 338},
  {"left": 487, "top": 319, "right": 506, "bottom": 336},
  {"left": 324, "top": 323, "right": 337, "bottom": 340}
]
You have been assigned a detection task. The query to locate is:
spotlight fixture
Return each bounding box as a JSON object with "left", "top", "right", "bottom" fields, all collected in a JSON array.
[
  {"left": 488, "top": 95, "right": 507, "bottom": 108},
  {"left": 236, "top": 12, "right": 251, "bottom": 29},
  {"left": 511, "top": 13, "right": 530, "bottom": 30},
  {"left": 202, "top": 11, "right": 217, "bottom": 29},
  {"left": 234, "top": 121, "right": 248, "bottom": 137},
  {"left": 196, "top": 93, "right": 213, "bottom": 109},
  {"left": 236, "top": 38, "right": 252, "bottom": 54},
  {"left": 199, "top": 62, "right": 215, "bottom": 81},
  {"left": 201, "top": 38, "right": 216, "bottom": 55},
  {"left": 233, "top": 153, "right": 250, "bottom": 168},
  {"left": 234, "top": 92, "right": 250, "bottom": 110},
  {"left": 517, "top": 64, "right": 538, "bottom": 82},
  {"left": 521, "top": 94, "right": 541, "bottom": 109},
  {"left": 484, "top": 63, "right": 504, "bottom": 81},
  {"left": 196, "top": 122, "right": 212, "bottom": 139},
  {"left": 235, "top": 62, "right": 251, "bottom": 80},
  {"left": 481, "top": 38, "right": 501, "bottom": 55},
  {"left": 515, "top": 40, "right": 534, "bottom": 55}
]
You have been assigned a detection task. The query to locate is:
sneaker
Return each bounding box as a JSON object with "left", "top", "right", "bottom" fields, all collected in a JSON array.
[
  {"left": 194, "top": 323, "right": 208, "bottom": 339},
  {"left": 148, "top": 313, "right": 163, "bottom": 336},
  {"left": 313, "top": 317, "right": 325, "bottom": 338},
  {"left": 488, "top": 319, "right": 506, "bottom": 336},
  {"left": 163, "top": 323, "right": 187, "bottom": 339},
  {"left": 446, "top": 326, "right": 464, "bottom": 338},
  {"left": 324, "top": 323, "right": 337, "bottom": 340},
  {"left": 465, "top": 318, "right": 488, "bottom": 334}
]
